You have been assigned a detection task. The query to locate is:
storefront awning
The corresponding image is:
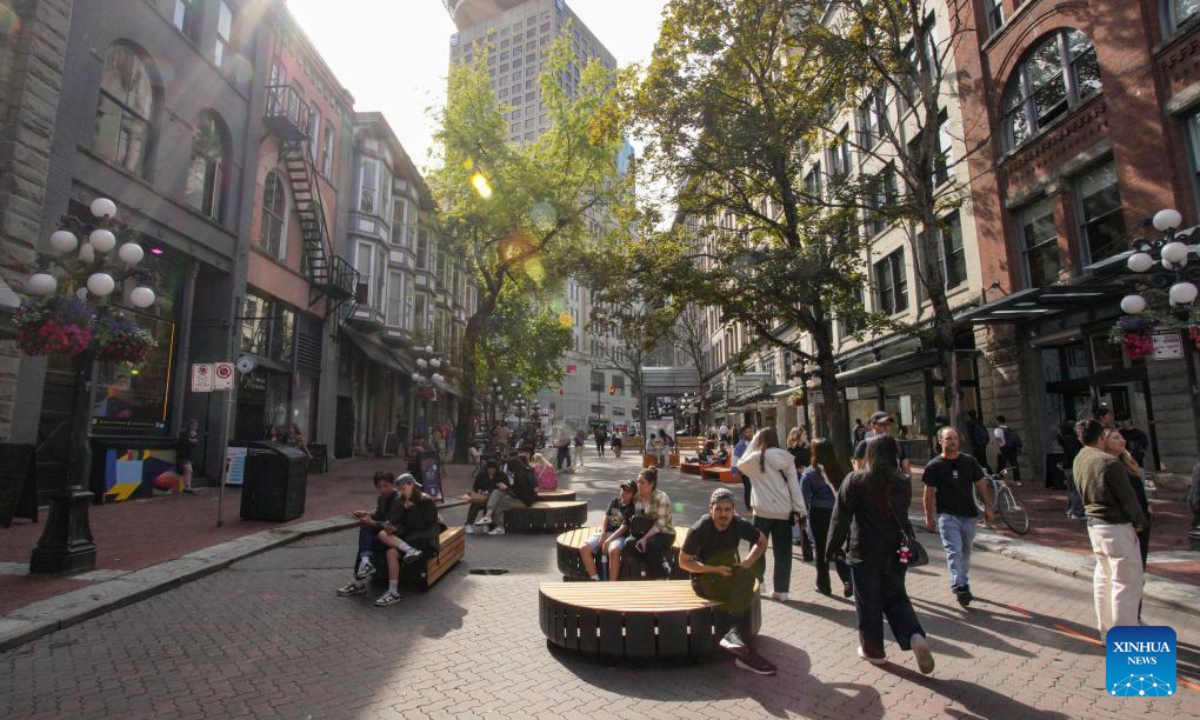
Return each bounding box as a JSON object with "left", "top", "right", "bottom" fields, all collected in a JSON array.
[
  {"left": 642, "top": 366, "right": 702, "bottom": 396},
  {"left": 837, "top": 350, "right": 937, "bottom": 385},
  {"left": 342, "top": 326, "right": 412, "bottom": 375},
  {"left": 733, "top": 383, "right": 789, "bottom": 405},
  {"left": 433, "top": 377, "right": 459, "bottom": 398},
  {"left": 956, "top": 284, "right": 1126, "bottom": 325}
]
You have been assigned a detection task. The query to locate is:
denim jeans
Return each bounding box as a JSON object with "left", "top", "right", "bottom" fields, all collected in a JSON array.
[
  {"left": 1065, "top": 470, "right": 1084, "bottom": 517},
  {"left": 851, "top": 563, "right": 925, "bottom": 659},
  {"left": 752, "top": 516, "right": 794, "bottom": 594},
  {"left": 936, "top": 513, "right": 977, "bottom": 589},
  {"left": 354, "top": 525, "right": 388, "bottom": 574}
]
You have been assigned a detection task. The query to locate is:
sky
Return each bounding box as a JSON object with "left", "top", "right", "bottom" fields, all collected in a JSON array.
[{"left": 285, "top": 0, "right": 669, "bottom": 174}]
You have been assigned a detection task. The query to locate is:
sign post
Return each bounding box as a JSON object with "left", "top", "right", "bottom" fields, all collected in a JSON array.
[{"left": 215, "top": 356, "right": 255, "bottom": 527}]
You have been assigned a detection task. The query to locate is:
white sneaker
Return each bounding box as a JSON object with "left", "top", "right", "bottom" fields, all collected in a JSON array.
[
  {"left": 487, "top": 526, "right": 506, "bottom": 535},
  {"left": 336, "top": 581, "right": 365, "bottom": 596},
  {"left": 464, "top": 525, "right": 475, "bottom": 535},
  {"left": 355, "top": 558, "right": 376, "bottom": 580},
  {"left": 474, "top": 514, "right": 492, "bottom": 526},
  {"left": 374, "top": 589, "right": 402, "bottom": 607},
  {"left": 910, "top": 634, "right": 935, "bottom": 675},
  {"left": 857, "top": 646, "right": 886, "bottom": 666},
  {"left": 771, "top": 592, "right": 789, "bottom": 602}
]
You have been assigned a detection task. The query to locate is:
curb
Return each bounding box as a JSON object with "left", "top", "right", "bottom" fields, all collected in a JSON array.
[
  {"left": 908, "top": 514, "right": 1200, "bottom": 618},
  {"left": 0, "top": 499, "right": 467, "bottom": 653}
]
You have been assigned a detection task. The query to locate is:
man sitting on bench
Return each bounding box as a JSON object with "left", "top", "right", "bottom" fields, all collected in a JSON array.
[
  {"left": 370, "top": 473, "right": 443, "bottom": 606},
  {"left": 473, "top": 453, "right": 538, "bottom": 535},
  {"left": 580, "top": 479, "right": 636, "bottom": 581},
  {"left": 338, "top": 471, "right": 404, "bottom": 602},
  {"left": 679, "top": 487, "right": 775, "bottom": 675}
]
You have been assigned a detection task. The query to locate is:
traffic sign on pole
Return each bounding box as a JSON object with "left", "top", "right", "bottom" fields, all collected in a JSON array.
[
  {"left": 213, "top": 362, "right": 235, "bottom": 390},
  {"left": 190, "top": 364, "right": 214, "bottom": 393}
]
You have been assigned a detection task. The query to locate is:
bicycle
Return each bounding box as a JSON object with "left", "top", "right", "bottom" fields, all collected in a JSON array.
[{"left": 976, "top": 468, "right": 1029, "bottom": 535}]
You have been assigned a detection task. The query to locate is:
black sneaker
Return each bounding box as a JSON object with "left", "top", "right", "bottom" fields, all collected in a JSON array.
[
  {"left": 719, "top": 630, "right": 747, "bottom": 654},
  {"left": 735, "top": 648, "right": 777, "bottom": 675},
  {"left": 957, "top": 586, "right": 973, "bottom": 607},
  {"left": 842, "top": 582, "right": 853, "bottom": 598}
]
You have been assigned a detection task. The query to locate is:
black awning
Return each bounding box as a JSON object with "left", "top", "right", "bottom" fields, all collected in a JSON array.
[
  {"left": 957, "top": 285, "right": 1126, "bottom": 325},
  {"left": 342, "top": 326, "right": 412, "bottom": 375}
]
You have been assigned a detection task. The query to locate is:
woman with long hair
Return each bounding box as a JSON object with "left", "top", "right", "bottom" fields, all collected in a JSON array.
[
  {"left": 800, "top": 438, "right": 851, "bottom": 596},
  {"left": 627, "top": 467, "right": 676, "bottom": 578},
  {"left": 827, "top": 436, "right": 934, "bottom": 674},
  {"left": 737, "top": 428, "right": 808, "bottom": 601},
  {"left": 531, "top": 452, "right": 558, "bottom": 490}
]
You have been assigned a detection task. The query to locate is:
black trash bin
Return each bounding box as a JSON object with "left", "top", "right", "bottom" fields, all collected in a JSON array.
[{"left": 241, "top": 441, "right": 308, "bottom": 521}]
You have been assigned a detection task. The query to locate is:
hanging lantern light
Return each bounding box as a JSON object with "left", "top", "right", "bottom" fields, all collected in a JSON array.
[
  {"left": 90, "top": 197, "right": 117, "bottom": 220},
  {"left": 88, "top": 229, "right": 117, "bottom": 253},
  {"left": 26, "top": 273, "right": 57, "bottom": 296},
  {"left": 130, "top": 286, "right": 156, "bottom": 308},
  {"left": 1119, "top": 294, "right": 1147, "bottom": 315},
  {"left": 50, "top": 230, "right": 78, "bottom": 254},
  {"left": 117, "top": 243, "right": 144, "bottom": 265},
  {"left": 86, "top": 272, "right": 116, "bottom": 297},
  {"left": 1169, "top": 281, "right": 1199, "bottom": 306}
]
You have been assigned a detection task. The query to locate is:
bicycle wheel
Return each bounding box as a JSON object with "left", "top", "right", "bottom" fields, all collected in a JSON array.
[{"left": 998, "top": 485, "right": 1030, "bottom": 535}]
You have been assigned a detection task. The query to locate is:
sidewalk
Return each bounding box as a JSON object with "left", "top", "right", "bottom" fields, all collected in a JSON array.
[
  {"left": 0, "top": 458, "right": 474, "bottom": 618},
  {"left": 908, "top": 468, "right": 1200, "bottom": 586}
]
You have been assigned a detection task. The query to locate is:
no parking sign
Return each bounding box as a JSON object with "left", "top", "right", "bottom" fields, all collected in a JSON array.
[{"left": 213, "top": 362, "right": 235, "bottom": 390}]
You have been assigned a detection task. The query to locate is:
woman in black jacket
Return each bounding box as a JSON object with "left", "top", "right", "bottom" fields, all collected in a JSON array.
[{"left": 827, "top": 436, "right": 934, "bottom": 674}]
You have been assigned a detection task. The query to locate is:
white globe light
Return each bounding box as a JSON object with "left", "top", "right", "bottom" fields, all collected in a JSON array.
[
  {"left": 430, "top": 358, "right": 441, "bottom": 369},
  {"left": 50, "top": 230, "right": 78, "bottom": 254},
  {"left": 1127, "top": 252, "right": 1154, "bottom": 273},
  {"left": 78, "top": 243, "right": 96, "bottom": 263},
  {"left": 118, "top": 242, "right": 144, "bottom": 265},
  {"left": 26, "top": 273, "right": 57, "bottom": 296},
  {"left": 90, "top": 197, "right": 117, "bottom": 219},
  {"left": 1169, "top": 281, "right": 1199, "bottom": 306},
  {"left": 1162, "top": 241, "right": 1189, "bottom": 266},
  {"left": 89, "top": 229, "right": 117, "bottom": 253},
  {"left": 1153, "top": 208, "right": 1183, "bottom": 232},
  {"left": 416, "top": 358, "right": 427, "bottom": 369},
  {"left": 424, "top": 345, "right": 433, "bottom": 355},
  {"left": 130, "top": 286, "right": 156, "bottom": 308},
  {"left": 433, "top": 373, "right": 444, "bottom": 383},
  {"left": 412, "top": 372, "right": 422, "bottom": 381},
  {"left": 1120, "top": 294, "right": 1147, "bottom": 315},
  {"left": 86, "top": 272, "right": 115, "bottom": 297}
]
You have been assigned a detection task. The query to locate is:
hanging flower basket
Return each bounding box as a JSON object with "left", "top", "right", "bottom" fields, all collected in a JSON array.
[
  {"left": 94, "top": 312, "right": 156, "bottom": 365},
  {"left": 13, "top": 298, "right": 95, "bottom": 357},
  {"left": 1122, "top": 332, "right": 1156, "bottom": 360}
]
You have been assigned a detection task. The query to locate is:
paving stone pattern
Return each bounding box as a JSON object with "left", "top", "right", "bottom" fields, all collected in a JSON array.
[{"left": 2, "top": 454, "right": 1199, "bottom": 719}]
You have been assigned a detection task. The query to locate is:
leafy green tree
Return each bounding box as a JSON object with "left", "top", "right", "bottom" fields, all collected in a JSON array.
[{"left": 429, "top": 34, "right": 628, "bottom": 461}]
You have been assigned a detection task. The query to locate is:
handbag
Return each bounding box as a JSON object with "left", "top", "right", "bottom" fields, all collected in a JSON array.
[{"left": 887, "top": 503, "right": 929, "bottom": 568}]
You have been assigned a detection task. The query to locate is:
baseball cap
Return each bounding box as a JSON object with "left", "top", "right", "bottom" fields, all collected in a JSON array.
[
  {"left": 619, "top": 479, "right": 637, "bottom": 492},
  {"left": 868, "top": 411, "right": 894, "bottom": 425},
  {"left": 396, "top": 473, "right": 418, "bottom": 486}
]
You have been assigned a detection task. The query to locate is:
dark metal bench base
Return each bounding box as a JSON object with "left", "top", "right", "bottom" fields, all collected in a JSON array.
[{"left": 504, "top": 501, "right": 588, "bottom": 533}]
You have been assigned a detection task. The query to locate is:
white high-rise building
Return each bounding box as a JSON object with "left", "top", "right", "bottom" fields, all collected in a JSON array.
[{"left": 443, "top": 0, "right": 636, "bottom": 433}]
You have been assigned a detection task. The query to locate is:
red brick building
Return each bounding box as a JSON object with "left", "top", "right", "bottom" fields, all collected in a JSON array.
[{"left": 954, "top": 0, "right": 1200, "bottom": 489}]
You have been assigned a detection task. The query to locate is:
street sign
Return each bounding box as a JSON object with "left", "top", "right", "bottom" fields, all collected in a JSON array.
[
  {"left": 190, "top": 364, "right": 214, "bottom": 393},
  {"left": 213, "top": 362, "right": 235, "bottom": 390},
  {"left": 1152, "top": 331, "right": 1183, "bottom": 360}
]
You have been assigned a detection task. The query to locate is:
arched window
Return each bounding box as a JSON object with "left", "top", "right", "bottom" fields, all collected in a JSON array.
[
  {"left": 185, "top": 112, "right": 228, "bottom": 221},
  {"left": 321, "top": 120, "right": 335, "bottom": 178},
  {"left": 94, "top": 45, "right": 157, "bottom": 176},
  {"left": 259, "top": 171, "right": 287, "bottom": 259},
  {"left": 1002, "top": 29, "right": 1101, "bottom": 149}
]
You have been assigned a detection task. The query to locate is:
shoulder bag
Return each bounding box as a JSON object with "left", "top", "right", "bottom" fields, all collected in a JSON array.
[{"left": 887, "top": 501, "right": 929, "bottom": 568}]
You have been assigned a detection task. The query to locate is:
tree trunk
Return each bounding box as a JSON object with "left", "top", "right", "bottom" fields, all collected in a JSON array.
[
  {"left": 452, "top": 314, "right": 485, "bottom": 464},
  {"left": 810, "top": 323, "right": 852, "bottom": 476}
]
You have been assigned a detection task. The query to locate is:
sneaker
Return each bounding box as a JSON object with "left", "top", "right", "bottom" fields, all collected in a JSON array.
[
  {"left": 734, "top": 648, "right": 777, "bottom": 676},
  {"left": 771, "top": 592, "right": 789, "bottom": 602},
  {"left": 464, "top": 525, "right": 475, "bottom": 535},
  {"left": 487, "top": 526, "right": 506, "bottom": 535},
  {"left": 336, "top": 581, "right": 365, "bottom": 596},
  {"left": 813, "top": 585, "right": 831, "bottom": 596},
  {"left": 842, "top": 582, "right": 854, "bottom": 598},
  {"left": 403, "top": 549, "right": 424, "bottom": 565},
  {"left": 857, "top": 646, "right": 886, "bottom": 666},
  {"left": 957, "top": 585, "right": 973, "bottom": 607},
  {"left": 374, "top": 589, "right": 402, "bottom": 607},
  {"left": 910, "top": 634, "right": 935, "bottom": 675},
  {"left": 355, "top": 558, "right": 376, "bottom": 580},
  {"left": 719, "top": 630, "right": 747, "bottom": 654},
  {"left": 474, "top": 514, "right": 492, "bottom": 526}
]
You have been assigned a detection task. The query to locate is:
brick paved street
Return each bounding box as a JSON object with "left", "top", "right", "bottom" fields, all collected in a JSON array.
[{"left": 2, "top": 451, "right": 1199, "bottom": 719}]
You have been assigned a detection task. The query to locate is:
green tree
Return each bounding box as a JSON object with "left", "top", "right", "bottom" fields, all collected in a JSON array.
[
  {"left": 632, "top": 0, "right": 876, "bottom": 467},
  {"left": 429, "top": 34, "right": 628, "bottom": 462}
]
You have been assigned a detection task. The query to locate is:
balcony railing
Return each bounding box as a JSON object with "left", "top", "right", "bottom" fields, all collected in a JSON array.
[
  {"left": 322, "top": 255, "right": 358, "bottom": 303},
  {"left": 265, "top": 84, "right": 309, "bottom": 142}
]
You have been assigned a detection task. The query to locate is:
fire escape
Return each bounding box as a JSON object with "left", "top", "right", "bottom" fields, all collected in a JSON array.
[{"left": 263, "top": 83, "right": 357, "bottom": 314}]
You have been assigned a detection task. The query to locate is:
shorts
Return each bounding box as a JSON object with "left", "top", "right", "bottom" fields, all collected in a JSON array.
[{"left": 586, "top": 533, "right": 627, "bottom": 554}]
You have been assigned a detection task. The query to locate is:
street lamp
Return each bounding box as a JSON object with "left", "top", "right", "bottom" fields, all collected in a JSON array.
[
  {"left": 790, "top": 360, "right": 812, "bottom": 437},
  {"left": 20, "top": 198, "right": 158, "bottom": 573}
]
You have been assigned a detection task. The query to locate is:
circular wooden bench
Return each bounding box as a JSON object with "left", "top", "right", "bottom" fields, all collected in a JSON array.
[
  {"left": 503, "top": 500, "right": 588, "bottom": 533},
  {"left": 539, "top": 580, "right": 762, "bottom": 660},
  {"left": 555, "top": 526, "right": 690, "bottom": 580}
]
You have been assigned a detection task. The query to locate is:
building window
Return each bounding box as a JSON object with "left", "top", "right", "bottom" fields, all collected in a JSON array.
[
  {"left": 827, "top": 127, "right": 850, "bottom": 178},
  {"left": 865, "top": 168, "right": 897, "bottom": 236},
  {"left": 414, "top": 292, "right": 430, "bottom": 334},
  {"left": 985, "top": 0, "right": 1004, "bottom": 36},
  {"left": 1017, "top": 196, "right": 1059, "bottom": 287},
  {"left": 590, "top": 371, "right": 604, "bottom": 393},
  {"left": 321, "top": 121, "right": 334, "bottom": 178},
  {"left": 214, "top": 1, "right": 233, "bottom": 68},
  {"left": 804, "top": 163, "right": 822, "bottom": 200},
  {"left": 95, "top": 45, "right": 156, "bottom": 177},
  {"left": 359, "top": 158, "right": 379, "bottom": 214},
  {"left": 172, "top": 0, "right": 199, "bottom": 41},
  {"left": 185, "top": 113, "right": 227, "bottom": 221},
  {"left": 857, "top": 90, "right": 885, "bottom": 149},
  {"left": 355, "top": 241, "right": 376, "bottom": 307},
  {"left": 259, "top": 172, "right": 287, "bottom": 260},
  {"left": 308, "top": 107, "right": 321, "bottom": 163},
  {"left": 874, "top": 250, "right": 908, "bottom": 315},
  {"left": 416, "top": 229, "right": 429, "bottom": 269},
  {"left": 1002, "top": 29, "right": 1101, "bottom": 149},
  {"left": 1076, "top": 161, "right": 1125, "bottom": 264},
  {"left": 935, "top": 110, "right": 952, "bottom": 186},
  {"left": 1169, "top": 0, "right": 1200, "bottom": 33},
  {"left": 939, "top": 213, "right": 966, "bottom": 289}
]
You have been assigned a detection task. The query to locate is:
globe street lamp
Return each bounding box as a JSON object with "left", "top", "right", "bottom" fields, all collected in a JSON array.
[{"left": 19, "top": 198, "right": 158, "bottom": 573}]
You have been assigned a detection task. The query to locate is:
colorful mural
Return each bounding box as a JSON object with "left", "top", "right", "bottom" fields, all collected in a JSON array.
[{"left": 103, "top": 447, "right": 179, "bottom": 502}]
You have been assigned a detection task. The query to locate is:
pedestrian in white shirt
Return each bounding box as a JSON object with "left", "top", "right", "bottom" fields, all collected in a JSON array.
[{"left": 738, "top": 428, "right": 808, "bottom": 601}]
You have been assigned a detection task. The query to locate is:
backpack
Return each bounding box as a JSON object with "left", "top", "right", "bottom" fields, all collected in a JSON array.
[{"left": 1001, "top": 425, "right": 1024, "bottom": 451}]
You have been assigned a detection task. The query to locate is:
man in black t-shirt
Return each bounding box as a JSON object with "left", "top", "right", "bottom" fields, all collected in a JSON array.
[
  {"left": 922, "top": 427, "right": 993, "bottom": 607},
  {"left": 679, "top": 487, "right": 773, "bottom": 675}
]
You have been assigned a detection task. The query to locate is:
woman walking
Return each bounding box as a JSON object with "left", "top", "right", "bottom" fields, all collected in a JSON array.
[
  {"left": 737, "top": 428, "right": 808, "bottom": 601},
  {"left": 800, "top": 438, "right": 852, "bottom": 597},
  {"left": 787, "top": 427, "right": 815, "bottom": 561},
  {"left": 827, "top": 436, "right": 935, "bottom": 674}
]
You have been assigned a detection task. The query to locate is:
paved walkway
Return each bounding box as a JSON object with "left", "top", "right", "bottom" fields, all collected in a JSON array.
[
  {"left": 0, "top": 457, "right": 474, "bottom": 616},
  {"left": 2, "top": 453, "right": 1198, "bottom": 719}
]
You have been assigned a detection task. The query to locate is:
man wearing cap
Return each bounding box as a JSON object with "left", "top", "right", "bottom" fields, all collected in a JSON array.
[
  {"left": 852, "top": 411, "right": 911, "bottom": 474},
  {"left": 679, "top": 488, "right": 775, "bottom": 675},
  {"left": 580, "top": 479, "right": 636, "bottom": 581}
]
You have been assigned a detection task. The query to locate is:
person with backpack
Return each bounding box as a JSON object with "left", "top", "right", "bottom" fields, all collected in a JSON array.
[
  {"left": 993, "top": 415, "right": 1022, "bottom": 486},
  {"left": 472, "top": 453, "right": 538, "bottom": 535}
]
